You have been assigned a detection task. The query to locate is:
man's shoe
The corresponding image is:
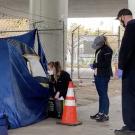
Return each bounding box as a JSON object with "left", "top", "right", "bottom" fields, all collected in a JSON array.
[
  {"left": 96, "top": 114, "right": 109, "bottom": 122},
  {"left": 90, "top": 113, "right": 100, "bottom": 119},
  {"left": 114, "top": 126, "right": 135, "bottom": 135}
]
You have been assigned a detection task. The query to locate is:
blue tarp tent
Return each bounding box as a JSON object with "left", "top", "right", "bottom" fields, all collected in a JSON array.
[{"left": 0, "top": 29, "right": 49, "bottom": 129}]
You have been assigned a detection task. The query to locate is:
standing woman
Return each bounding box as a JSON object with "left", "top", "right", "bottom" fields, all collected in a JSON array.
[{"left": 90, "top": 36, "right": 113, "bottom": 122}]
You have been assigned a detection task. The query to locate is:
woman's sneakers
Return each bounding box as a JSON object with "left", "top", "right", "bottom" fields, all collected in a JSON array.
[
  {"left": 90, "top": 113, "right": 109, "bottom": 122},
  {"left": 96, "top": 114, "right": 109, "bottom": 122}
]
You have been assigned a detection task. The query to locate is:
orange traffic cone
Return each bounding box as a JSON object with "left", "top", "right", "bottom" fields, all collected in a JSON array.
[{"left": 57, "top": 81, "right": 82, "bottom": 126}]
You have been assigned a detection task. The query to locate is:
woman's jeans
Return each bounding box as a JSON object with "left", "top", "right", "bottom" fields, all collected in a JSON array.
[{"left": 94, "top": 76, "right": 110, "bottom": 115}]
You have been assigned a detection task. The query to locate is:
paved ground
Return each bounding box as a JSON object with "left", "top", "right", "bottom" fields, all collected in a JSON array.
[
  {"left": 8, "top": 79, "right": 123, "bottom": 135},
  {"left": 9, "top": 96, "right": 123, "bottom": 135},
  {"left": 75, "top": 79, "right": 121, "bottom": 106}
]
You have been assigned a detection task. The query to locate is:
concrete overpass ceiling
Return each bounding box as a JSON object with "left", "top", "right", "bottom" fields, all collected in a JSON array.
[
  {"left": 68, "top": 0, "right": 128, "bottom": 18},
  {"left": 0, "top": 0, "right": 128, "bottom": 18}
]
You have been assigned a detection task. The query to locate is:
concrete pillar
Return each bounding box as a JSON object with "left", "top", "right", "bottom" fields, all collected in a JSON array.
[
  {"left": 128, "top": 0, "right": 135, "bottom": 17},
  {"left": 29, "top": 0, "right": 68, "bottom": 68}
]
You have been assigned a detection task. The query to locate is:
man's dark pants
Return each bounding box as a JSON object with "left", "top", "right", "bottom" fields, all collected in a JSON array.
[{"left": 122, "top": 70, "right": 135, "bottom": 130}]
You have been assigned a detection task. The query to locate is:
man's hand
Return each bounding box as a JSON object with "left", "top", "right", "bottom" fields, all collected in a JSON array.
[{"left": 118, "top": 69, "right": 123, "bottom": 79}]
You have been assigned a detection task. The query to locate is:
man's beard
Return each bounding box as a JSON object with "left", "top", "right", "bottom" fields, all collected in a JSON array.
[{"left": 121, "top": 20, "right": 126, "bottom": 28}]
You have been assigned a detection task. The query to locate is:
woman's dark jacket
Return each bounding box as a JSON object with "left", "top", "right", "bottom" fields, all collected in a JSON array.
[{"left": 93, "top": 45, "right": 113, "bottom": 77}]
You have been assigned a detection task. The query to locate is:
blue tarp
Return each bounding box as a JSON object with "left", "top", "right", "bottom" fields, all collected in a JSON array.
[{"left": 0, "top": 30, "right": 49, "bottom": 129}]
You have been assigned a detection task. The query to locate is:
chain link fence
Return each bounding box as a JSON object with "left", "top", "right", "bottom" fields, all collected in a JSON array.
[{"left": 67, "top": 28, "right": 121, "bottom": 80}]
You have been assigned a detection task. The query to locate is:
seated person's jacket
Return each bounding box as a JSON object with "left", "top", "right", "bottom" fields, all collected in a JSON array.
[
  {"left": 54, "top": 71, "right": 71, "bottom": 99},
  {"left": 48, "top": 75, "right": 55, "bottom": 98}
]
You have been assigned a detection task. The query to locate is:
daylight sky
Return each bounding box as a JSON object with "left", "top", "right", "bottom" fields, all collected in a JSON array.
[{"left": 68, "top": 17, "right": 120, "bottom": 34}]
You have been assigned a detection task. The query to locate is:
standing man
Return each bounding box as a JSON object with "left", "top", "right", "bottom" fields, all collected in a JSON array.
[{"left": 115, "top": 8, "right": 135, "bottom": 134}]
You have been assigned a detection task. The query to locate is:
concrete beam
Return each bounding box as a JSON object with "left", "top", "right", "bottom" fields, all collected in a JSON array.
[{"left": 68, "top": 0, "right": 128, "bottom": 18}]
